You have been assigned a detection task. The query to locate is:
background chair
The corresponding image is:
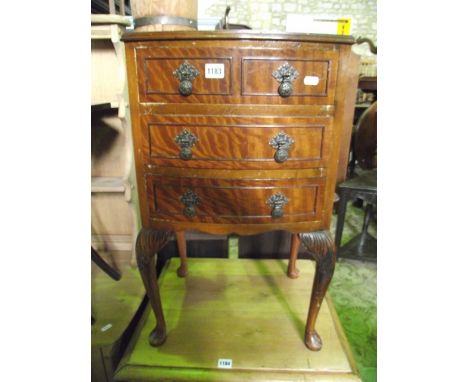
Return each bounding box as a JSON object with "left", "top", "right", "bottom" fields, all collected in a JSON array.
[{"left": 335, "top": 101, "right": 377, "bottom": 261}]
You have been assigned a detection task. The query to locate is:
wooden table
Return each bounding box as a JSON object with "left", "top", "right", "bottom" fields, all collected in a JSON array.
[{"left": 115, "top": 258, "right": 361, "bottom": 381}]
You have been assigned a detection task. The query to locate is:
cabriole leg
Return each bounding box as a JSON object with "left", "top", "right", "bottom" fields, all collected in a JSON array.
[
  {"left": 136, "top": 228, "right": 171, "bottom": 346},
  {"left": 175, "top": 231, "right": 188, "bottom": 277},
  {"left": 287, "top": 233, "right": 301, "bottom": 278},
  {"left": 300, "top": 230, "right": 336, "bottom": 351}
]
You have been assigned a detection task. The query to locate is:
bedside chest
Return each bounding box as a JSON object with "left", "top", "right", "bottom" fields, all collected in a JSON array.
[{"left": 123, "top": 31, "right": 359, "bottom": 351}]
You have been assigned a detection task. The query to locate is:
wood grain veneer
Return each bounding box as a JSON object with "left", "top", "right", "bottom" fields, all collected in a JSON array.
[
  {"left": 143, "top": 115, "right": 331, "bottom": 170},
  {"left": 124, "top": 31, "right": 359, "bottom": 351},
  {"left": 145, "top": 175, "right": 325, "bottom": 224}
]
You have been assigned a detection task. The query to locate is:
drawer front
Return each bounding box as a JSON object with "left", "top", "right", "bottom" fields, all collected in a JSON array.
[
  {"left": 141, "top": 115, "right": 332, "bottom": 170},
  {"left": 241, "top": 57, "right": 331, "bottom": 98},
  {"left": 141, "top": 56, "right": 232, "bottom": 96},
  {"left": 137, "top": 47, "right": 233, "bottom": 101},
  {"left": 145, "top": 175, "right": 325, "bottom": 224},
  {"left": 135, "top": 43, "right": 338, "bottom": 105}
]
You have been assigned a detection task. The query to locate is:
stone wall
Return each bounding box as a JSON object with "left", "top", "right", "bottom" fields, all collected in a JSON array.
[
  {"left": 199, "top": 0, "right": 377, "bottom": 74},
  {"left": 199, "top": 0, "right": 377, "bottom": 43}
]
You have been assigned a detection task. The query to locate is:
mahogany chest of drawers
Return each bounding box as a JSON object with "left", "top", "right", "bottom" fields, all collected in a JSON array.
[{"left": 123, "top": 31, "right": 359, "bottom": 351}]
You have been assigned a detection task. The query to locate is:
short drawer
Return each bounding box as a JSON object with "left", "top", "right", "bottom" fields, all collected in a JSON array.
[
  {"left": 136, "top": 46, "right": 233, "bottom": 102},
  {"left": 141, "top": 57, "right": 232, "bottom": 96},
  {"left": 145, "top": 174, "right": 326, "bottom": 224},
  {"left": 141, "top": 115, "right": 332, "bottom": 170},
  {"left": 241, "top": 56, "right": 333, "bottom": 99}
]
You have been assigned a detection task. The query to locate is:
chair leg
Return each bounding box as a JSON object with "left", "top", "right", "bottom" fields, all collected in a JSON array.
[
  {"left": 300, "top": 231, "right": 336, "bottom": 351},
  {"left": 91, "top": 247, "right": 121, "bottom": 281},
  {"left": 358, "top": 203, "right": 374, "bottom": 250},
  {"left": 335, "top": 191, "right": 348, "bottom": 256}
]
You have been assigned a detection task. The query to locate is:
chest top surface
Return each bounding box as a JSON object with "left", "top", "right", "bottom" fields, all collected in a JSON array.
[
  {"left": 122, "top": 30, "right": 355, "bottom": 43},
  {"left": 124, "top": 31, "right": 358, "bottom": 235}
]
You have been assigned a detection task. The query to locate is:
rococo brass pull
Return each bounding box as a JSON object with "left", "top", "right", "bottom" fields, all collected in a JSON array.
[
  {"left": 272, "top": 62, "right": 299, "bottom": 97},
  {"left": 175, "top": 128, "right": 198, "bottom": 160},
  {"left": 180, "top": 190, "right": 200, "bottom": 217},
  {"left": 269, "top": 131, "right": 295, "bottom": 163},
  {"left": 173, "top": 61, "right": 200, "bottom": 96},
  {"left": 267, "top": 192, "right": 289, "bottom": 218}
]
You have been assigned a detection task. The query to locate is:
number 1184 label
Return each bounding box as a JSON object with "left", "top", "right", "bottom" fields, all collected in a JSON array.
[{"left": 217, "top": 358, "right": 232, "bottom": 368}]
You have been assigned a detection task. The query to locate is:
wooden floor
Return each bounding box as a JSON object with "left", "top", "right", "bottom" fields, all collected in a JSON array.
[{"left": 115, "top": 258, "right": 361, "bottom": 381}]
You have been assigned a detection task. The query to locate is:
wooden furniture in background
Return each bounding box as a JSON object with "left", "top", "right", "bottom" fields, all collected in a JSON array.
[
  {"left": 91, "top": 247, "right": 122, "bottom": 282},
  {"left": 358, "top": 76, "right": 377, "bottom": 92},
  {"left": 130, "top": 0, "right": 198, "bottom": 32},
  {"left": 354, "top": 76, "right": 377, "bottom": 114},
  {"left": 91, "top": 15, "right": 141, "bottom": 256},
  {"left": 123, "top": 31, "right": 360, "bottom": 351},
  {"left": 335, "top": 102, "right": 377, "bottom": 261},
  {"left": 92, "top": 0, "right": 129, "bottom": 15},
  {"left": 353, "top": 101, "right": 377, "bottom": 171},
  {"left": 335, "top": 170, "right": 377, "bottom": 261}
]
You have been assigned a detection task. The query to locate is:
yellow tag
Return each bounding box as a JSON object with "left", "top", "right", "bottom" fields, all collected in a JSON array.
[{"left": 337, "top": 18, "right": 351, "bottom": 35}]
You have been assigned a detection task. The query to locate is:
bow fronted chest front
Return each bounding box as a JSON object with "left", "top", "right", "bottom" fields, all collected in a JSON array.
[{"left": 123, "top": 31, "right": 359, "bottom": 351}]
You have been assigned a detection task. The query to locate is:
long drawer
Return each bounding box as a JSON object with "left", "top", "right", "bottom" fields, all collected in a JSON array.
[
  {"left": 145, "top": 173, "right": 326, "bottom": 224},
  {"left": 140, "top": 115, "right": 333, "bottom": 170},
  {"left": 135, "top": 44, "right": 338, "bottom": 105}
]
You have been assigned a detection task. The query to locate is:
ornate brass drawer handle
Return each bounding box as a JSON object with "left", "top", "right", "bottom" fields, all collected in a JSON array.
[
  {"left": 269, "top": 131, "right": 295, "bottom": 163},
  {"left": 267, "top": 192, "right": 289, "bottom": 219},
  {"left": 175, "top": 129, "right": 198, "bottom": 160},
  {"left": 180, "top": 190, "right": 200, "bottom": 217},
  {"left": 173, "top": 61, "right": 199, "bottom": 96},
  {"left": 272, "top": 63, "right": 299, "bottom": 97}
]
